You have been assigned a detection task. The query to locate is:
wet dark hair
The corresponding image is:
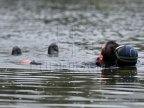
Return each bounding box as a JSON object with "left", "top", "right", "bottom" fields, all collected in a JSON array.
[
  {"left": 48, "top": 43, "right": 59, "bottom": 57},
  {"left": 101, "top": 41, "right": 119, "bottom": 65},
  {"left": 11, "top": 46, "right": 22, "bottom": 55}
]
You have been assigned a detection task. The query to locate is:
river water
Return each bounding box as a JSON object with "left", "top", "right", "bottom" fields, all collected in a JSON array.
[{"left": 0, "top": 0, "right": 144, "bottom": 108}]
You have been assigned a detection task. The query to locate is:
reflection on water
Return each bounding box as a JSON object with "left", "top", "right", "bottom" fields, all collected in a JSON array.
[
  {"left": 101, "top": 67, "right": 138, "bottom": 84},
  {"left": 0, "top": 68, "right": 144, "bottom": 108},
  {"left": 0, "top": 0, "right": 144, "bottom": 108}
]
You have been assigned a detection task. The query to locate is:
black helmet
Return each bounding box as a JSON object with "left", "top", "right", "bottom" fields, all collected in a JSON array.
[{"left": 115, "top": 45, "right": 138, "bottom": 66}]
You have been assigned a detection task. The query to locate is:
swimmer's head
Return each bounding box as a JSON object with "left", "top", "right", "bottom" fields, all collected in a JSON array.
[
  {"left": 48, "top": 43, "right": 59, "bottom": 57},
  {"left": 101, "top": 41, "right": 119, "bottom": 63},
  {"left": 12, "top": 46, "right": 22, "bottom": 56},
  {"left": 115, "top": 45, "right": 138, "bottom": 66}
]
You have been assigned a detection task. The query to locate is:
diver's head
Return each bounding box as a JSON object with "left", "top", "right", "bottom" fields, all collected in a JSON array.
[
  {"left": 48, "top": 43, "right": 59, "bottom": 57},
  {"left": 115, "top": 45, "right": 138, "bottom": 66},
  {"left": 12, "top": 46, "right": 22, "bottom": 56}
]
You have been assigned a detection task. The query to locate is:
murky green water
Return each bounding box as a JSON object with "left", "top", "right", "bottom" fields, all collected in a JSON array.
[{"left": 0, "top": 0, "right": 144, "bottom": 108}]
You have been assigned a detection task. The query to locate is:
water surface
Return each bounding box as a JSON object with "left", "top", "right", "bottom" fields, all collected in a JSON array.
[{"left": 0, "top": 0, "right": 144, "bottom": 108}]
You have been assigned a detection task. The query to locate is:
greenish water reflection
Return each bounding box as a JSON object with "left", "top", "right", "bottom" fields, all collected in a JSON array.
[
  {"left": 0, "top": 67, "right": 143, "bottom": 108},
  {"left": 101, "top": 67, "right": 138, "bottom": 84}
]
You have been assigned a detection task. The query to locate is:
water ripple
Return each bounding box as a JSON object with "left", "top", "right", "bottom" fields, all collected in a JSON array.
[{"left": 0, "top": 0, "right": 144, "bottom": 108}]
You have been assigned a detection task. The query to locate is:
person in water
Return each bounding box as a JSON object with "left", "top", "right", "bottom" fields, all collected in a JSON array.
[
  {"left": 11, "top": 43, "right": 59, "bottom": 65},
  {"left": 48, "top": 43, "right": 59, "bottom": 57},
  {"left": 12, "top": 41, "right": 138, "bottom": 67},
  {"left": 96, "top": 41, "right": 119, "bottom": 67},
  {"left": 12, "top": 46, "right": 22, "bottom": 56},
  {"left": 96, "top": 41, "right": 138, "bottom": 67}
]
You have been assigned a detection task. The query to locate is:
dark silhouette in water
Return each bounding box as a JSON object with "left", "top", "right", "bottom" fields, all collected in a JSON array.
[
  {"left": 48, "top": 43, "right": 59, "bottom": 57},
  {"left": 96, "top": 41, "right": 138, "bottom": 67},
  {"left": 12, "top": 44, "right": 59, "bottom": 65},
  {"left": 101, "top": 67, "right": 137, "bottom": 84},
  {"left": 11, "top": 46, "right": 22, "bottom": 56},
  {"left": 115, "top": 45, "right": 138, "bottom": 67},
  {"left": 30, "top": 60, "right": 42, "bottom": 65},
  {"left": 96, "top": 41, "right": 119, "bottom": 67}
]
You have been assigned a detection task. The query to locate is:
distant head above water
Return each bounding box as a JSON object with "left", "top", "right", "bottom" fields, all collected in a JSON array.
[
  {"left": 11, "top": 43, "right": 59, "bottom": 65},
  {"left": 48, "top": 43, "right": 59, "bottom": 57},
  {"left": 11, "top": 46, "right": 22, "bottom": 56}
]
